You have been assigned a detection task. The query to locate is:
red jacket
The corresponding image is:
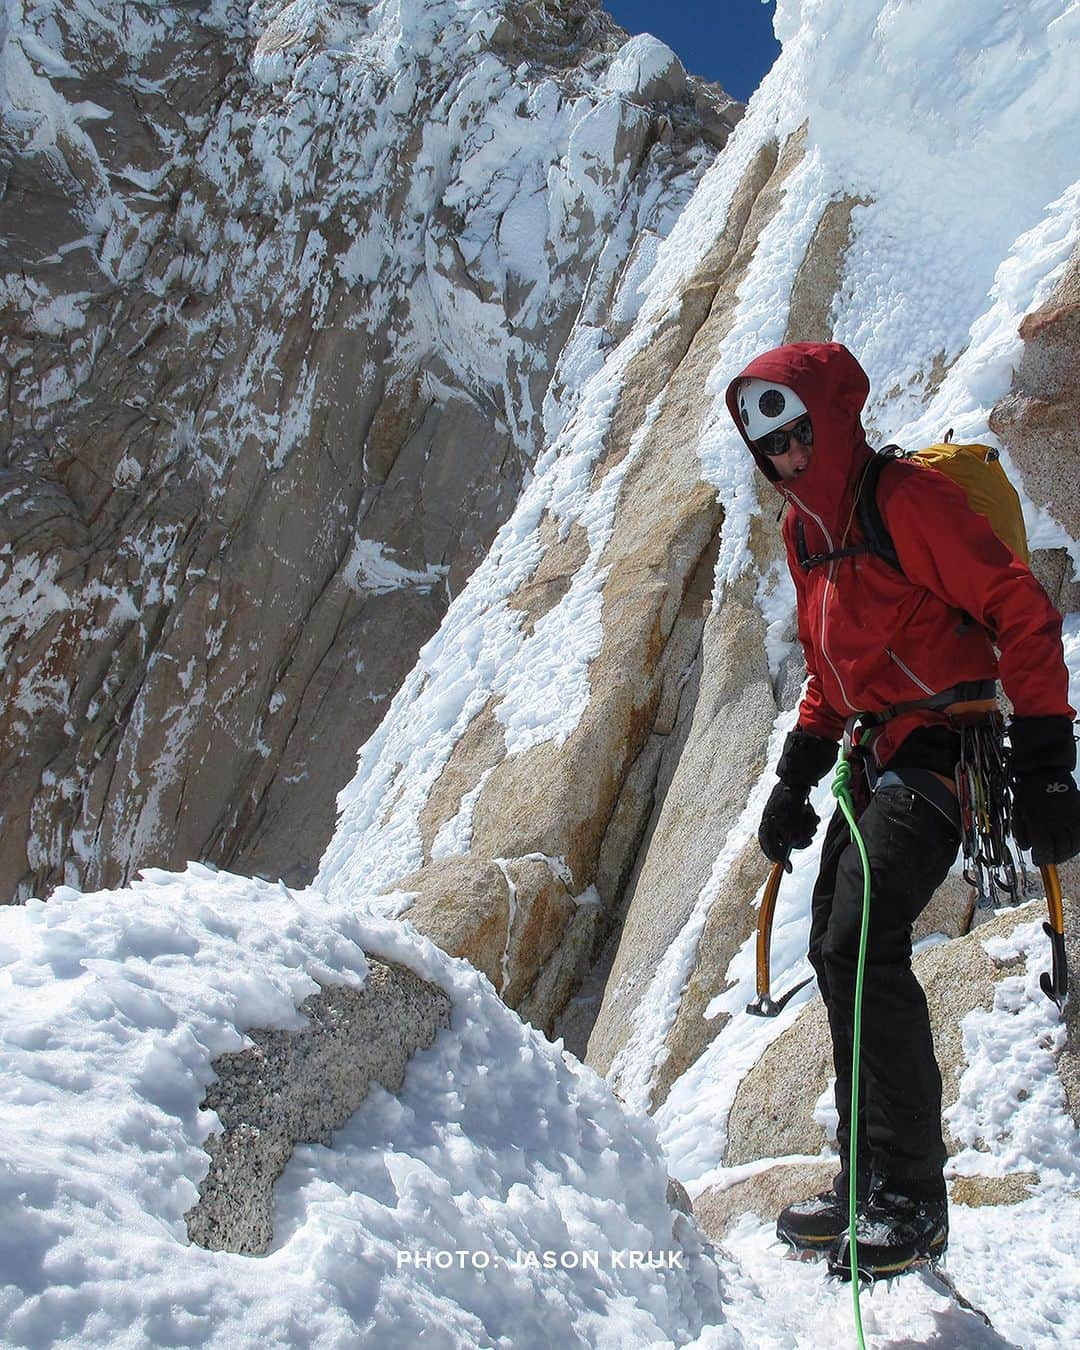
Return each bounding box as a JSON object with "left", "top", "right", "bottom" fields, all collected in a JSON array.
[{"left": 725, "top": 342, "right": 1073, "bottom": 767}]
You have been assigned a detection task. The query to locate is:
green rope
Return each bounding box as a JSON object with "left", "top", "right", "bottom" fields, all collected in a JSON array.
[{"left": 831, "top": 750, "right": 872, "bottom": 1350}]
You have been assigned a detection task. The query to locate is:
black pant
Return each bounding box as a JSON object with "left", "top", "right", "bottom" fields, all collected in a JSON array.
[{"left": 809, "top": 781, "right": 960, "bottom": 1199}]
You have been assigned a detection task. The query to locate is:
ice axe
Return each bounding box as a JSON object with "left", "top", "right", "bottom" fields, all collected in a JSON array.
[
  {"left": 1040, "top": 863, "right": 1068, "bottom": 1011},
  {"left": 745, "top": 856, "right": 813, "bottom": 1017}
]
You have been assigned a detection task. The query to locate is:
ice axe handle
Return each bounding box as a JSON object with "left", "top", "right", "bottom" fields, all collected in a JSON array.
[
  {"left": 1039, "top": 864, "right": 1068, "bottom": 1012},
  {"left": 745, "top": 856, "right": 811, "bottom": 1017}
]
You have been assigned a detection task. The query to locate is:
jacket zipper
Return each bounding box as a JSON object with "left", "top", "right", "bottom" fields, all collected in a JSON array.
[
  {"left": 786, "top": 490, "right": 859, "bottom": 714},
  {"left": 886, "top": 647, "right": 935, "bottom": 695}
]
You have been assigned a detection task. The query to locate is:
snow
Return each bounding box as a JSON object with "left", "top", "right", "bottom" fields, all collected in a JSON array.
[
  {"left": 343, "top": 538, "right": 450, "bottom": 595},
  {"left": 601, "top": 35, "right": 684, "bottom": 100},
  {"left": 948, "top": 920, "right": 1075, "bottom": 1183},
  {"left": 431, "top": 767, "right": 494, "bottom": 860},
  {"left": 10, "top": 870, "right": 1064, "bottom": 1346},
  {"left": 4, "top": 0, "right": 1080, "bottom": 1344},
  {"left": 0, "top": 868, "right": 743, "bottom": 1347},
  {"left": 8, "top": 873, "right": 1072, "bottom": 1344}
]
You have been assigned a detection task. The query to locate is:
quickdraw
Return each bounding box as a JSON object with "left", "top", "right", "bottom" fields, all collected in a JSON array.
[
  {"left": 948, "top": 701, "right": 1067, "bottom": 1009},
  {"left": 952, "top": 703, "right": 1031, "bottom": 909}
]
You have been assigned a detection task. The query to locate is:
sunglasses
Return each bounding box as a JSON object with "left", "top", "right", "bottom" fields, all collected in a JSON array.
[{"left": 755, "top": 415, "right": 813, "bottom": 457}]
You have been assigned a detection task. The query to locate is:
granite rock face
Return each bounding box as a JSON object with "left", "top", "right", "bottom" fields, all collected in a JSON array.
[
  {"left": 990, "top": 241, "right": 1080, "bottom": 577},
  {"left": 0, "top": 0, "right": 739, "bottom": 903},
  {"left": 312, "top": 100, "right": 1077, "bottom": 1097},
  {"left": 990, "top": 238, "right": 1080, "bottom": 621},
  {"left": 333, "top": 142, "right": 801, "bottom": 1034}
]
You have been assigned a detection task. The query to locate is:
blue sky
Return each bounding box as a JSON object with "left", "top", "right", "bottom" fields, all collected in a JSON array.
[{"left": 602, "top": 0, "right": 780, "bottom": 104}]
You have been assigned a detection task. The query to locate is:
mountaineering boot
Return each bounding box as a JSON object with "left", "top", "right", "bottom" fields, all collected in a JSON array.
[
  {"left": 776, "top": 1189, "right": 849, "bottom": 1254},
  {"left": 827, "top": 1188, "right": 948, "bottom": 1281}
]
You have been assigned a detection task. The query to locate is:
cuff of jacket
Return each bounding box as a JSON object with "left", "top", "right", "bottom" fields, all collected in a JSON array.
[
  {"left": 776, "top": 727, "right": 839, "bottom": 792},
  {"left": 1008, "top": 715, "right": 1077, "bottom": 777}
]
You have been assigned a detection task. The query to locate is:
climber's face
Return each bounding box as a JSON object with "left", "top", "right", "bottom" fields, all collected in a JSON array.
[{"left": 757, "top": 415, "right": 814, "bottom": 481}]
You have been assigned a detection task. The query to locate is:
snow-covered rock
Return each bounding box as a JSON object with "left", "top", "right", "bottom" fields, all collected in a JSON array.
[
  {"left": 602, "top": 34, "right": 687, "bottom": 106},
  {"left": 187, "top": 956, "right": 452, "bottom": 1254},
  {"left": 0, "top": 0, "right": 739, "bottom": 903}
]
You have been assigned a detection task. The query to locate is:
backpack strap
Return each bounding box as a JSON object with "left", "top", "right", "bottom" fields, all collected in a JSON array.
[
  {"left": 858, "top": 446, "right": 981, "bottom": 635},
  {"left": 853, "top": 449, "right": 903, "bottom": 573},
  {"left": 797, "top": 448, "right": 904, "bottom": 573},
  {"left": 796, "top": 535, "right": 873, "bottom": 570}
]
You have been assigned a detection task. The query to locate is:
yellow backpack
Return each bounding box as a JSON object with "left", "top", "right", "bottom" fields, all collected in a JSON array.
[
  {"left": 859, "top": 432, "right": 1030, "bottom": 570},
  {"left": 793, "top": 432, "right": 1031, "bottom": 575},
  {"left": 904, "top": 439, "right": 1030, "bottom": 564}
]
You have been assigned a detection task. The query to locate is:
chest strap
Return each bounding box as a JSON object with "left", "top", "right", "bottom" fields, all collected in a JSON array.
[{"left": 794, "top": 517, "right": 873, "bottom": 571}]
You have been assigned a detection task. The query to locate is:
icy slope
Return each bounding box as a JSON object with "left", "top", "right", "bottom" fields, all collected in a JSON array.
[{"left": 0, "top": 877, "right": 1055, "bottom": 1343}]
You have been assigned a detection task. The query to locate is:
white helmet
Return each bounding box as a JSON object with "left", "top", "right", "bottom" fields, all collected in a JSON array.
[{"left": 737, "top": 378, "right": 808, "bottom": 441}]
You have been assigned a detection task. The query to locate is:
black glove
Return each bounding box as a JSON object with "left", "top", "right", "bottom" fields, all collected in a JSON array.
[
  {"left": 1009, "top": 715, "right": 1080, "bottom": 866},
  {"left": 759, "top": 781, "right": 820, "bottom": 865},
  {"left": 758, "top": 729, "right": 838, "bottom": 865},
  {"left": 776, "top": 728, "right": 840, "bottom": 791}
]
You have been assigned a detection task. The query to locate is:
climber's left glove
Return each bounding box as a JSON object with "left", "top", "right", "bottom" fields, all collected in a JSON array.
[{"left": 1009, "top": 715, "right": 1080, "bottom": 866}]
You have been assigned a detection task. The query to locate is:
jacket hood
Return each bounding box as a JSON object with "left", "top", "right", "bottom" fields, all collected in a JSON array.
[{"left": 725, "top": 342, "right": 873, "bottom": 538}]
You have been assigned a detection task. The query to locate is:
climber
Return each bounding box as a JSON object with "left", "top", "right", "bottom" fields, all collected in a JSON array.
[{"left": 724, "top": 341, "right": 1080, "bottom": 1279}]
